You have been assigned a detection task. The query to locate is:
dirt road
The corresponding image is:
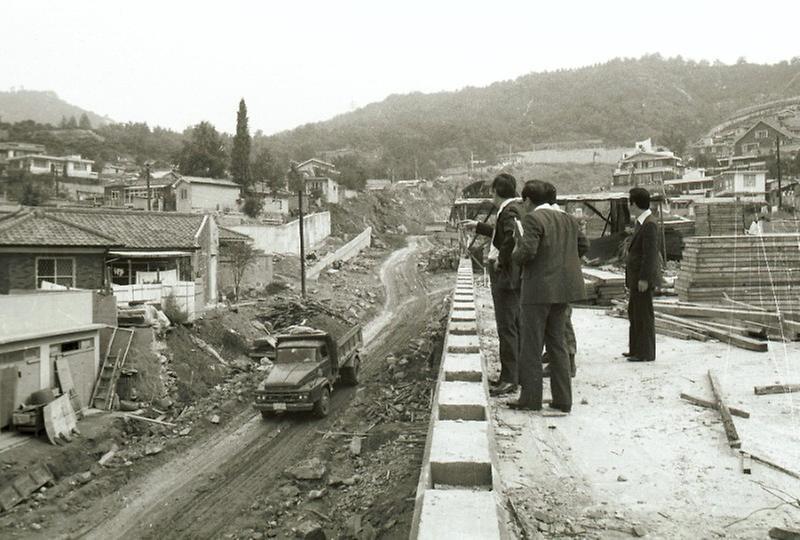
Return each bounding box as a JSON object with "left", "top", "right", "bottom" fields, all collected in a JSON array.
[{"left": 59, "top": 237, "right": 435, "bottom": 539}]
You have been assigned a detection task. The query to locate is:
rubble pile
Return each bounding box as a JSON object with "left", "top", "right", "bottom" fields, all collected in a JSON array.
[{"left": 424, "top": 245, "right": 460, "bottom": 273}]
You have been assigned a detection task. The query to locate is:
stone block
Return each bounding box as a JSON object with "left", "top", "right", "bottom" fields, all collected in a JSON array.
[
  {"left": 418, "top": 490, "right": 501, "bottom": 540},
  {"left": 443, "top": 352, "right": 483, "bottom": 382},
  {"left": 438, "top": 381, "right": 486, "bottom": 420},
  {"left": 429, "top": 421, "right": 492, "bottom": 486}
]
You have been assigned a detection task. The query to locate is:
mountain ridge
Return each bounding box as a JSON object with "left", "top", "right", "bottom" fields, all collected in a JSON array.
[{"left": 0, "top": 89, "right": 112, "bottom": 127}]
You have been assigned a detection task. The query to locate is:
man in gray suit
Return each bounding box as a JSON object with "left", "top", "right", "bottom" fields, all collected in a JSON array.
[{"left": 509, "top": 180, "right": 588, "bottom": 412}]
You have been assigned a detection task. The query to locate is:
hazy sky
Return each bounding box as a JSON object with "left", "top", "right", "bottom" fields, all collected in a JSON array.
[{"left": 3, "top": 0, "right": 799, "bottom": 135}]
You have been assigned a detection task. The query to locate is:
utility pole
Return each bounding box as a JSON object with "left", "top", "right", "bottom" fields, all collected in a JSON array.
[
  {"left": 414, "top": 157, "right": 418, "bottom": 180},
  {"left": 776, "top": 136, "right": 783, "bottom": 210},
  {"left": 145, "top": 162, "right": 152, "bottom": 211},
  {"left": 298, "top": 186, "right": 307, "bottom": 298}
]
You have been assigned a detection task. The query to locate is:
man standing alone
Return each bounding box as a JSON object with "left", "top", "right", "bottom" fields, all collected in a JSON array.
[
  {"left": 462, "top": 173, "right": 521, "bottom": 396},
  {"left": 510, "top": 180, "right": 588, "bottom": 412},
  {"left": 625, "top": 187, "right": 659, "bottom": 363}
]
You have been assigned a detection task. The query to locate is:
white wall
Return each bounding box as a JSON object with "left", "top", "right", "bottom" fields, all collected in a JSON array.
[
  {"left": 0, "top": 290, "right": 93, "bottom": 338},
  {"left": 308, "top": 227, "right": 371, "bottom": 280},
  {"left": 177, "top": 183, "right": 240, "bottom": 213},
  {"left": 230, "top": 211, "right": 330, "bottom": 254}
]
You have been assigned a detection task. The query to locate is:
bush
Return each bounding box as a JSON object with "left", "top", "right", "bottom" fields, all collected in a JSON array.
[{"left": 162, "top": 293, "right": 188, "bottom": 325}]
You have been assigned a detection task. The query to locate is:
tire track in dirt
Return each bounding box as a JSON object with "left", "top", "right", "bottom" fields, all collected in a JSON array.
[{"left": 75, "top": 236, "right": 438, "bottom": 540}]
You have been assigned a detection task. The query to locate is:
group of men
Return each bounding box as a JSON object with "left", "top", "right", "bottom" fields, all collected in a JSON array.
[{"left": 463, "top": 174, "right": 659, "bottom": 413}]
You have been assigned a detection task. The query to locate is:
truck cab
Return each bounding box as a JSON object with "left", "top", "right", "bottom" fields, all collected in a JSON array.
[{"left": 253, "top": 325, "right": 362, "bottom": 418}]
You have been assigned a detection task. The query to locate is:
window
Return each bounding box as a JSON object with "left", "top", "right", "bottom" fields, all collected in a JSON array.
[
  {"left": 743, "top": 174, "right": 756, "bottom": 188},
  {"left": 36, "top": 257, "right": 75, "bottom": 288},
  {"left": 180, "top": 188, "right": 188, "bottom": 200},
  {"left": 111, "top": 190, "right": 120, "bottom": 201},
  {"left": 54, "top": 339, "right": 94, "bottom": 354},
  {"left": 755, "top": 129, "right": 769, "bottom": 140}
]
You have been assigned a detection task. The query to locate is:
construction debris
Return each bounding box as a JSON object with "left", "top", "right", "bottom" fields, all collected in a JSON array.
[
  {"left": 679, "top": 393, "right": 750, "bottom": 419},
  {"left": 753, "top": 383, "right": 800, "bottom": 396},
  {"left": 582, "top": 267, "right": 627, "bottom": 305},
  {"left": 707, "top": 370, "right": 741, "bottom": 449}
]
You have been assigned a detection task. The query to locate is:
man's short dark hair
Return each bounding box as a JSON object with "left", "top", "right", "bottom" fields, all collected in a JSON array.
[
  {"left": 521, "top": 180, "right": 549, "bottom": 206},
  {"left": 629, "top": 187, "right": 651, "bottom": 210},
  {"left": 492, "top": 173, "right": 517, "bottom": 199},
  {"left": 544, "top": 182, "right": 557, "bottom": 205}
]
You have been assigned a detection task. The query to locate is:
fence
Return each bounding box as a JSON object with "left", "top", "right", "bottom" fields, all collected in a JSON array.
[
  {"left": 308, "top": 227, "right": 372, "bottom": 280},
  {"left": 111, "top": 280, "right": 201, "bottom": 321}
]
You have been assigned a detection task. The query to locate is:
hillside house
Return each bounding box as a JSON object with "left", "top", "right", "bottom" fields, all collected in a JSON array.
[
  {"left": 713, "top": 170, "right": 767, "bottom": 198},
  {"left": 105, "top": 171, "right": 240, "bottom": 213},
  {"left": 664, "top": 168, "right": 714, "bottom": 195},
  {"left": 366, "top": 178, "right": 392, "bottom": 191},
  {"left": 296, "top": 159, "right": 341, "bottom": 204},
  {"left": 612, "top": 140, "right": 683, "bottom": 187},
  {"left": 174, "top": 176, "right": 241, "bottom": 213},
  {"left": 0, "top": 142, "right": 45, "bottom": 167},
  {"left": 732, "top": 119, "right": 797, "bottom": 157},
  {"left": 6, "top": 154, "right": 96, "bottom": 179}
]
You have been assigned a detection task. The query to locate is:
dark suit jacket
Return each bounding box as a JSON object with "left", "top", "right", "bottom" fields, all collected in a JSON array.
[
  {"left": 512, "top": 207, "right": 589, "bottom": 305},
  {"left": 476, "top": 200, "right": 522, "bottom": 290},
  {"left": 626, "top": 214, "right": 660, "bottom": 290}
]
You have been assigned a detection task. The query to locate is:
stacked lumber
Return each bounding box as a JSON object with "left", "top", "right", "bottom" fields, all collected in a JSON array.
[
  {"left": 582, "top": 267, "right": 626, "bottom": 305},
  {"left": 693, "top": 200, "right": 748, "bottom": 236},
  {"left": 650, "top": 300, "right": 800, "bottom": 351},
  {"left": 677, "top": 234, "right": 800, "bottom": 311}
]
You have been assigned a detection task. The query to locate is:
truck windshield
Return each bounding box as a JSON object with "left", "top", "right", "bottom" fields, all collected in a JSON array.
[{"left": 275, "top": 347, "right": 317, "bottom": 364}]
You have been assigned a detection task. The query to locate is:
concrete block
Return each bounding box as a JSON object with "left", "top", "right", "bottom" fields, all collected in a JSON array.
[
  {"left": 418, "top": 490, "right": 501, "bottom": 540},
  {"left": 438, "top": 381, "right": 486, "bottom": 420},
  {"left": 451, "top": 310, "right": 476, "bottom": 322},
  {"left": 448, "top": 321, "right": 477, "bottom": 335},
  {"left": 430, "top": 421, "right": 492, "bottom": 486},
  {"left": 452, "top": 301, "right": 476, "bottom": 311},
  {"left": 447, "top": 334, "right": 480, "bottom": 353},
  {"left": 443, "top": 353, "right": 483, "bottom": 382}
]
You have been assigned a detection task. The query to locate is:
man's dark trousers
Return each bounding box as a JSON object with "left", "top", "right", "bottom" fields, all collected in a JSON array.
[
  {"left": 518, "top": 303, "right": 571, "bottom": 409},
  {"left": 628, "top": 287, "right": 655, "bottom": 361},
  {"left": 489, "top": 265, "right": 519, "bottom": 385}
]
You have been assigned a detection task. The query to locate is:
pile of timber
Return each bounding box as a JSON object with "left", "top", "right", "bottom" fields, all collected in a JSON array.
[
  {"left": 582, "top": 267, "right": 626, "bottom": 305},
  {"left": 693, "top": 200, "right": 749, "bottom": 236},
  {"left": 677, "top": 234, "right": 800, "bottom": 311},
  {"left": 651, "top": 300, "right": 800, "bottom": 351}
]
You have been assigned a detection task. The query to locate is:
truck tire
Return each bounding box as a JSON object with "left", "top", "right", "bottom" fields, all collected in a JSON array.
[
  {"left": 340, "top": 356, "right": 360, "bottom": 386},
  {"left": 313, "top": 387, "right": 331, "bottom": 418}
]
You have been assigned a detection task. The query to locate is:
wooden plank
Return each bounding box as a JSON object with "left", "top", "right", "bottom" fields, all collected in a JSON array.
[
  {"left": 55, "top": 357, "right": 83, "bottom": 418},
  {"left": 753, "top": 383, "right": 800, "bottom": 396},
  {"left": 655, "top": 313, "right": 767, "bottom": 352},
  {"left": 745, "top": 451, "right": 800, "bottom": 481},
  {"left": 679, "top": 393, "right": 750, "bottom": 419},
  {"left": 0, "top": 366, "right": 17, "bottom": 429},
  {"left": 707, "top": 371, "right": 741, "bottom": 449},
  {"left": 43, "top": 394, "right": 78, "bottom": 446}
]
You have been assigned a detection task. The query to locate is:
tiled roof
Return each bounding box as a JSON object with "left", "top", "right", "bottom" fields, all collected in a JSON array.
[
  {"left": 179, "top": 176, "right": 240, "bottom": 188},
  {"left": 44, "top": 208, "right": 206, "bottom": 250},
  {"left": 0, "top": 211, "right": 119, "bottom": 247},
  {"left": 218, "top": 227, "right": 251, "bottom": 242}
]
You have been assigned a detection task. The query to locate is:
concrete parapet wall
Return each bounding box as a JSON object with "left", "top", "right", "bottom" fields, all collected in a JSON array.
[
  {"left": 229, "top": 211, "right": 330, "bottom": 254},
  {"left": 307, "top": 226, "right": 372, "bottom": 280},
  {"left": 410, "top": 259, "right": 506, "bottom": 540}
]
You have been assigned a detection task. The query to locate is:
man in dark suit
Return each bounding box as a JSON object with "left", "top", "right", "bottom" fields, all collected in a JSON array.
[
  {"left": 510, "top": 180, "right": 588, "bottom": 412},
  {"left": 625, "top": 187, "right": 659, "bottom": 362},
  {"left": 462, "top": 173, "right": 521, "bottom": 396}
]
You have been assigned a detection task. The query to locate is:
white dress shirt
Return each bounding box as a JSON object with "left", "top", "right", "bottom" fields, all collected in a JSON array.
[{"left": 487, "top": 197, "right": 521, "bottom": 262}]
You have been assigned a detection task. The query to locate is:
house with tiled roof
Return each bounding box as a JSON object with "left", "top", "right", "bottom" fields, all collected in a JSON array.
[
  {"left": 0, "top": 207, "right": 220, "bottom": 307},
  {"left": 0, "top": 209, "right": 119, "bottom": 293},
  {"left": 732, "top": 119, "right": 797, "bottom": 158}
]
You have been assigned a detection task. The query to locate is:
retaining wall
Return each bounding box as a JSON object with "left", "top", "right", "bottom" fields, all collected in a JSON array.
[
  {"left": 409, "top": 258, "right": 506, "bottom": 540},
  {"left": 228, "top": 211, "right": 330, "bottom": 254},
  {"left": 307, "top": 227, "right": 372, "bottom": 280}
]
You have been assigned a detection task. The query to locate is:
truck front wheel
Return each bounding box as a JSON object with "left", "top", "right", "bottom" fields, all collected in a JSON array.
[
  {"left": 313, "top": 387, "right": 331, "bottom": 418},
  {"left": 340, "top": 356, "right": 360, "bottom": 386}
]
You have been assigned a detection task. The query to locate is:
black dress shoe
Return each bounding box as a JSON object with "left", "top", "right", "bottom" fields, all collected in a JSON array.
[
  {"left": 622, "top": 351, "right": 634, "bottom": 357},
  {"left": 488, "top": 378, "right": 501, "bottom": 386},
  {"left": 627, "top": 356, "right": 654, "bottom": 362},
  {"left": 489, "top": 382, "right": 517, "bottom": 396},
  {"left": 506, "top": 400, "right": 541, "bottom": 411},
  {"left": 548, "top": 403, "right": 571, "bottom": 413}
]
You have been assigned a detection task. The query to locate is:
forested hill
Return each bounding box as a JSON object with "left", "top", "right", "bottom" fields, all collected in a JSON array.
[
  {"left": 266, "top": 56, "right": 800, "bottom": 177},
  {"left": 0, "top": 90, "right": 111, "bottom": 127}
]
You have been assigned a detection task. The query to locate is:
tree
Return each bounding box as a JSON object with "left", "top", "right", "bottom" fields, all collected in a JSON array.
[
  {"left": 19, "top": 183, "right": 46, "bottom": 206},
  {"left": 65, "top": 116, "right": 78, "bottom": 129},
  {"left": 78, "top": 113, "right": 92, "bottom": 130},
  {"left": 251, "top": 147, "right": 284, "bottom": 192},
  {"left": 287, "top": 162, "right": 304, "bottom": 192},
  {"left": 230, "top": 99, "right": 251, "bottom": 188},
  {"left": 226, "top": 241, "right": 257, "bottom": 301},
  {"left": 177, "top": 121, "right": 228, "bottom": 178},
  {"left": 241, "top": 194, "right": 264, "bottom": 218}
]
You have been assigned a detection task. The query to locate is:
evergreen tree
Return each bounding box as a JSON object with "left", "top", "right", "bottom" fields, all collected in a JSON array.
[
  {"left": 78, "top": 113, "right": 92, "bottom": 129},
  {"left": 230, "top": 99, "right": 251, "bottom": 188},
  {"left": 177, "top": 121, "right": 228, "bottom": 178},
  {"left": 65, "top": 116, "right": 78, "bottom": 129}
]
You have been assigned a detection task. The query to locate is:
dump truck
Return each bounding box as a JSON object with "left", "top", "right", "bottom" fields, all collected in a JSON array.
[{"left": 253, "top": 323, "right": 363, "bottom": 418}]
